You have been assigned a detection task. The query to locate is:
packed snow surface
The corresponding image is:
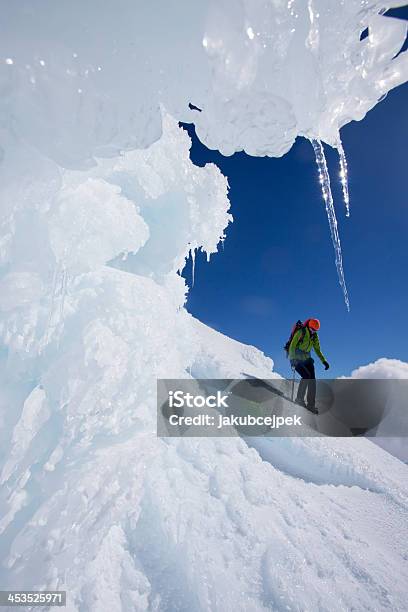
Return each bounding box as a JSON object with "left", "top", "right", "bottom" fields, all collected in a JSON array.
[{"left": 1, "top": 1, "right": 408, "bottom": 610}]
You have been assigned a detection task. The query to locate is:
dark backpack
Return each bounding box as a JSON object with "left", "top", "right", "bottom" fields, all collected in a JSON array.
[{"left": 284, "top": 320, "right": 306, "bottom": 357}]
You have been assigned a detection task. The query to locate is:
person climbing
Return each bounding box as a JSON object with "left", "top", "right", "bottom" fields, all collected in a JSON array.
[{"left": 288, "top": 318, "right": 329, "bottom": 413}]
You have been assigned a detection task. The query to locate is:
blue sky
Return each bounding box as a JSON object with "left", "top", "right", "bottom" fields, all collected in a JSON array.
[{"left": 182, "top": 12, "right": 408, "bottom": 379}]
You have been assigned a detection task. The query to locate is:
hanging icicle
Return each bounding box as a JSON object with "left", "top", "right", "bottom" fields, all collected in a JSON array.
[
  {"left": 191, "top": 247, "right": 196, "bottom": 288},
  {"left": 311, "top": 139, "right": 350, "bottom": 311},
  {"left": 337, "top": 138, "right": 350, "bottom": 217}
]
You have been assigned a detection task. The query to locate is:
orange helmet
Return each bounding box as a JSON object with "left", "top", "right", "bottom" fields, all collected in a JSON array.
[{"left": 307, "top": 318, "right": 320, "bottom": 331}]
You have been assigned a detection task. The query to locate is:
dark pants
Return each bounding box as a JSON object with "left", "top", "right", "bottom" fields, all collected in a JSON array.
[{"left": 295, "top": 358, "right": 316, "bottom": 408}]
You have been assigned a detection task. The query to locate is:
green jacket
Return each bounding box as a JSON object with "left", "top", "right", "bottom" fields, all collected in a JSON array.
[{"left": 289, "top": 327, "right": 326, "bottom": 364}]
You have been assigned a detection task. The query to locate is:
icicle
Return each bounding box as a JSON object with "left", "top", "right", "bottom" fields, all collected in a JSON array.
[
  {"left": 311, "top": 139, "right": 350, "bottom": 311},
  {"left": 191, "top": 248, "right": 196, "bottom": 288},
  {"left": 337, "top": 138, "right": 350, "bottom": 217}
]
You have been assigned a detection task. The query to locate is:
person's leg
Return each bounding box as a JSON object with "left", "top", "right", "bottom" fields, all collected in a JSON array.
[
  {"left": 295, "top": 362, "right": 309, "bottom": 403},
  {"left": 304, "top": 358, "right": 316, "bottom": 408}
]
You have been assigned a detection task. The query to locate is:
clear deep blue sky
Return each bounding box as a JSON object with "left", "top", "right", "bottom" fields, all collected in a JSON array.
[{"left": 182, "top": 10, "right": 408, "bottom": 379}]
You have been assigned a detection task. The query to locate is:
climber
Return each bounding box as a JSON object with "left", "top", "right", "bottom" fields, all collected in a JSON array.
[{"left": 288, "top": 318, "right": 330, "bottom": 413}]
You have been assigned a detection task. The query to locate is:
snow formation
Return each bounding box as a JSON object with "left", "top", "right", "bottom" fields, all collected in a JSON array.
[
  {"left": 349, "top": 358, "right": 408, "bottom": 463},
  {"left": 0, "top": 1, "right": 408, "bottom": 610}
]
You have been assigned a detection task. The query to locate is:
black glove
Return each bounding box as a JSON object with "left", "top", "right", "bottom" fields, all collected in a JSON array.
[{"left": 323, "top": 361, "right": 330, "bottom": 370}]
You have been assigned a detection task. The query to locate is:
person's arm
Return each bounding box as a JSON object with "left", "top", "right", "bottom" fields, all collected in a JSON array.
[
  {"left": 288, "top": 329, "right": 302, "bottom": 361},
  {"left": 313, "top": 334, "right": 329, "bottom": 367}
]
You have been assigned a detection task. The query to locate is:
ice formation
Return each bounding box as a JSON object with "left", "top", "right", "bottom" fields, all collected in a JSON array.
[
  {"left": 310, "top": 136, "right": 351, "bottom": 310},
  {"left": 1, "top": 1, "right": 407, "bottom": 164},
  {"left": 312, "top": 139, "right": 350, "bottom": 310},
  {"left": 1, "top": 1, "right": 408, "bottom": 610},
  {"left": 337, "top": 138, "right": 351, "bottom": 218}
]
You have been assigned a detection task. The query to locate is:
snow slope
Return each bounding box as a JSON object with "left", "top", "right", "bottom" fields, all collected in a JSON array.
[{"left": 1, "top": 317, "right": 408, "bottom": 611}]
